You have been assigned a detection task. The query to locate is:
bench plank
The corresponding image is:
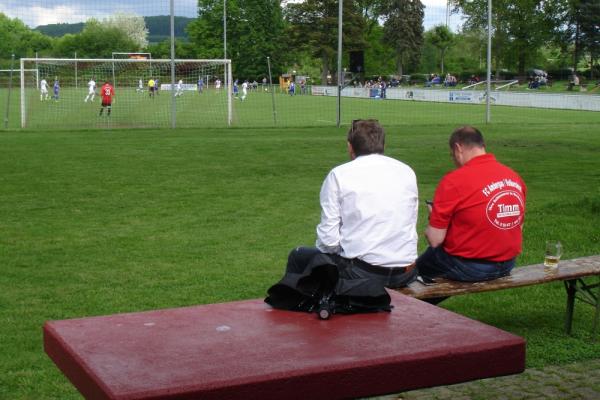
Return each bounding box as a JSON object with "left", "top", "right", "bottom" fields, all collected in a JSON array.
[
  {"left": 44, "top": 291, "right": 525, "bottom": 400},
  {"left": 399, "top": 255, "right": 600, "bottom": 299}
]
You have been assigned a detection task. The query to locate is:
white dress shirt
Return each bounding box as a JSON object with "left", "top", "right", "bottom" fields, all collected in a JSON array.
[{"left": 316, "top": 153, "right": 419, "bottom": 267}]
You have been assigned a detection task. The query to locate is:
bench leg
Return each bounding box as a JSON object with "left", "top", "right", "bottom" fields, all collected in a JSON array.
[
  {"left": 564, "top": 280, "right": 576, "bottom": 335},
  {"left": 564, "top": 278, "right": 600, "bottom": 339}
]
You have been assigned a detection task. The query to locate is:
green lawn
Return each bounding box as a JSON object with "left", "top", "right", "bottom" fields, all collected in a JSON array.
[
  {"left": 0, "top": 123, "right": 599, "bottom": 398},
  {"left": 2, "top": 86, "right": 600, "bottom": 130}
]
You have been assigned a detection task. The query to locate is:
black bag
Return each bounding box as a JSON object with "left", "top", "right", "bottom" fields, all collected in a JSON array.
[{"left": 265, "top": 254, "right": 392, "bottom": 319}]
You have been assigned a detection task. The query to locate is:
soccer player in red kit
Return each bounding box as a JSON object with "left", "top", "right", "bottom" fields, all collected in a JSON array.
[{"left": 99, "top": 81, "right": 115, "bottom": 117}]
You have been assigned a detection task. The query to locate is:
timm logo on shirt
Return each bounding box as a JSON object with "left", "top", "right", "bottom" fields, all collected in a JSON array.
[{"left": 485, "top": 190, "right": 525, "bottom": 230}]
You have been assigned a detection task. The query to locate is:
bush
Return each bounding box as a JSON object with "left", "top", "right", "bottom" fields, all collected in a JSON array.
[
  {"left": 410, "top": 73, "right": 429, "bottom": 84},
  {"left": 458, "top": 71, "right": 486, "bottom": 83},
  {"left": 547, "top": 68, "right": 574, "bottom": 80},
  {"left": 581, "top": 67, "right": 600, "bottom": 80},
  {"left": 498, "top": 70, "right": 517, "bottom": 80}
]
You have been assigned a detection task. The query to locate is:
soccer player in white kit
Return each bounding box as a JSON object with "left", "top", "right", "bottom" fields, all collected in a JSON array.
[
  {"left": 40, "top": 78, "right": 49, "bottom": 101},
  {"left": 175, "top": 79, "right": 184, "bottom": 96},
  {"left": 241, "top": 80, "right": 248, "bottom": 101},
  {"left": 137, "top": 79, "right": 144, "bottom": 93},
  {"left": 215, "top": 79, "right": 221, "bottom": 89},
  {"left": 84, "top": 78, "right": 96, "bottom": 102}
]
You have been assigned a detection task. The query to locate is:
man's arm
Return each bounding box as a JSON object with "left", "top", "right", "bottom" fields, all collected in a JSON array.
[
  {"left": 424, "top": 225, "right": 447, "bottom": 248},
  {"left": 315, "top": 172, "right": 342, "bottom": 254}
]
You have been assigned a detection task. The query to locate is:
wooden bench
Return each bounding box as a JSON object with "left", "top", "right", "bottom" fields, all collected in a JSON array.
[{"left": 398, "top": 255, "right": 600, "bottom": 338}]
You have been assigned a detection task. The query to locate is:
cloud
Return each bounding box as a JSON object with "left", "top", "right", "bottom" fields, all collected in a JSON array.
[
  {"left": 1, "top": 0, "right": 460, "bottom": 31},
  {"left": 422, "top": 0, "right": 450, "bottom": 6},
  {"left": 1, "top": 0, "right": 197, "bottom": 27}
]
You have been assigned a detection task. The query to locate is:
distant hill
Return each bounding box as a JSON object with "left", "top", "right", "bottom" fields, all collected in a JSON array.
[
  {"left": 34, "top": 16, "right": 194, "bottom": 43},
  {"left": 34, "top": 22, "right": 85, "bottom": 37}
]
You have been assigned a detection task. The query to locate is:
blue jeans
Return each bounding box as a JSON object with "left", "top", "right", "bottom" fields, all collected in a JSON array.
[{"left": 416, "top": 246, "right": 515, "bottom": 282}]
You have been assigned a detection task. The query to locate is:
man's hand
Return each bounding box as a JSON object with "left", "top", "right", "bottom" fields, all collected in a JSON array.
[{"left": 425, "top": 200, "right": 433, "bottom": 213}]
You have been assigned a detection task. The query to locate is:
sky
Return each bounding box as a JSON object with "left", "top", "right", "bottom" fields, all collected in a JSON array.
[{"left": 0, "top": 0, "right": 463, "bottom": 31}]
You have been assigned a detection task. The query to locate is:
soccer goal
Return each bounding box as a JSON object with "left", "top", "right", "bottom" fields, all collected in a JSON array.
[{"left": 20, "top": 58, "right": 232, "bottom": 129}]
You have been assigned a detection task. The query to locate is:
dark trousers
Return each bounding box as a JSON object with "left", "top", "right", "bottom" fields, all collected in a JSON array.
[
  {"left": 416, "top": 246, "right": 515, "bottom": 282},
  {"left": 287, "top": 247, "right": 417, "bottom": 289}
]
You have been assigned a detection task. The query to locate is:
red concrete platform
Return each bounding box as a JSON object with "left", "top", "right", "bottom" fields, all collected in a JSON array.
[{"left": 44, "top": 291, "right": 525, "bottom": 400}]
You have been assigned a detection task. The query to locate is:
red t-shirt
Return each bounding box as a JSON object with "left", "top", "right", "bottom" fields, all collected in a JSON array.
[
  {"left": 101, "top": 83, "right": 114, "bottom": 104},
  {"left": 429, "top": 154, "right": 527, "bottom": 261}
]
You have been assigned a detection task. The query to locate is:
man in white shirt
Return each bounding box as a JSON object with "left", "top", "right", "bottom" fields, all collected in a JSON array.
[
  {"left": 84, "top": 78, "right": 96, "bottom": 102},
  {"left": 40, "top": 78, "right": 49, "bottom": 101},
  {"left": 266, "top": 120, "right": 419, "bottom": 317},
  {"left": 241, "top": 80, "right": 248, "bottom": 100},
  {"left": 175, "top": 79, "right": 184, "bottom": 97}
]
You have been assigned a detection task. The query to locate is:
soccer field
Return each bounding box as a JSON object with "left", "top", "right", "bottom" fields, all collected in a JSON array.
[
  {"left": 1, "top": 122, "right": 599, "bottom": 398},
  {"left": 3, "top": 86, "right": 600, "bottom": 129}
]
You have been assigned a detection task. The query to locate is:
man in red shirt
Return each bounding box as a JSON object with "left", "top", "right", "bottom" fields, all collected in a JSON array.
[
  {"left": 417, "top": 125, "right": 527, "bottom": 284},
  {"left": 99, "top": 81, "right": 115, "bottom": 117}
]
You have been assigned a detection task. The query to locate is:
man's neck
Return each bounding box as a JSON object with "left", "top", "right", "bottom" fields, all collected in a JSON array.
[{"left": 462, "top": 148, "right": 486, "bottom": 165}]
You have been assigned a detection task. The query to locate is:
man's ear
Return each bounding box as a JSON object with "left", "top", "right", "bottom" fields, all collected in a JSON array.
[{"left": 347, "top": 141, "right": 356, "bottom": 160}]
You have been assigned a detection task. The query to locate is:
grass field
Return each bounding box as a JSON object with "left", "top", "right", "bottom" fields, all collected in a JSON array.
[
  {"left": 1, "top": 121, "right": 600, "bottom": 398},
  {"left": 2, "top": 85, "right": 600, "bottom": 130}
]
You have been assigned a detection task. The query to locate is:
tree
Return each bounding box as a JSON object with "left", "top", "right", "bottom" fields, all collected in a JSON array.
[
  {"left": 429, "top": 25, "right": 454, "bottom": 74},
  {"left": 53, "top": 19, "right": 138, "bottom": 58},
  {"left": 556, "top": 0, "right": 600, "bottom": 74},
  {"left": 187, "top": 0, "right": 231, "bottom": 60},
  {"left": 0, "top": 13, "right": 53, "bottom": 59},
  {"left": 285, "top": 0, "right": 366, "bottom": 84},
  {"left": 363, "top": 24, "right": 396, "bottom": 76},
  {"left": 452, "top": 0, "right": 555, "bottom": 75},
  {"left": 579, "top": 0, "right": 600, "bottom": 77},
  {"left": 187, "top": 0, "right": 285, "bottom": 79},
  {"left": 234, "top": 0, "right": 286, "bottom": 78},
  {"left": 379, "top": 0, "right": 424, "bottom": 76},
  {"left": 147, "top": 39, "right": 196, "bottom": 59},
  {"left": 356, "top": 0, "right": 382, "bottom": 34},
  {"left": 104, "top": 13, "right": 149, "bottom": 50}
]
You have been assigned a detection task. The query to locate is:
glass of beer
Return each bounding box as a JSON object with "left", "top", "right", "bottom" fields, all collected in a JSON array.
[{"left": 544, "top": 240, "right": 562, "bottom": 269}]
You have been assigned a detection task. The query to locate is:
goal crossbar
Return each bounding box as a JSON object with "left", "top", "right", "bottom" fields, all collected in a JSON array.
[{"left": 21, "top": 58, "right": 230, "bottom": 64}]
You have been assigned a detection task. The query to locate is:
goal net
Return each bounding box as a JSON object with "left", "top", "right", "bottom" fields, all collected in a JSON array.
[
  {"left": 1, "top": 69, "right": 39, "bottom": 129},
  {"left": 20, "top": 58, "right": 232, "bottom": 129}
]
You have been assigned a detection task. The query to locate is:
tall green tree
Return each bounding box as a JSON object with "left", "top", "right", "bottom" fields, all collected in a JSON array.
[
  {"left": 452, "top": 0, "right": 555, "bottom": 75},
  {"left": 363, "top": 24, "right": 396, "bottom": 76},
  {"left": 285, "top": 0, "right": 366, "bottom": 84},
  {"left": 428, "top": 25, "right": 455, "bottom": 74},
  {"left": 555, "top": 0, "right": 600, "bottom": 73},
  {"left": 379, "top": 0, "right": 424, "bottom": 76},
  {"left": 187, "top": 0, "right": 236, "bottom": 60},
  {"left": 579, "top": 0, "right": 600, "bottom": 76},
  {"left": 187, "top": 0, "right": 285, "bottom": 79},
  {"left": 0, "top": 13, "right": 53, "bottom": 59},
  {"left": 356, "top": 0, "right": 382, "bottom": 34}
]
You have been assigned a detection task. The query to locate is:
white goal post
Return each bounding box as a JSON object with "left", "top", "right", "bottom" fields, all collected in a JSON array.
[{"left": 19, "top": 58, "right": 233, "bottom": 129}]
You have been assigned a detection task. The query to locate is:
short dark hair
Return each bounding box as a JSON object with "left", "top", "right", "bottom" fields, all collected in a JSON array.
[
  {"left": 449, "top": 125, "right": 485, "bottom": 149},
  {"left": 347, "top": 119, "right": 385, "bottom": 156}
]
